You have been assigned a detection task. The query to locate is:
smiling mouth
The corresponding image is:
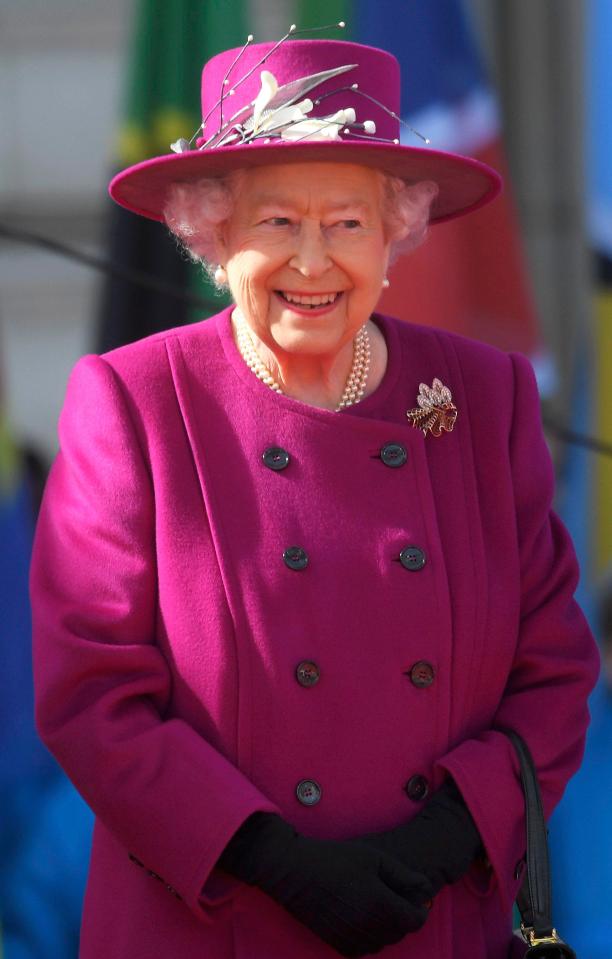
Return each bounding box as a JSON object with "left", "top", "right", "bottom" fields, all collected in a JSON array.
[{"left": 276, "top": 291, "right": 341, "bottom": 309}]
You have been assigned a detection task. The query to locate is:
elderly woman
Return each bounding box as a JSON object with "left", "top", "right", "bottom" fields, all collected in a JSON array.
[{"left": 30, "top": 35, "right": 598, "bottom": 959}]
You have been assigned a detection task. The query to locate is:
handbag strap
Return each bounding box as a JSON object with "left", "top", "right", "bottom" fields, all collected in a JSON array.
[
  {"left": 500, "top": 729, "right": 577, "bottom": 957},
  {"left": 502, "top": 729, "right": 554, "bottom": 938}
]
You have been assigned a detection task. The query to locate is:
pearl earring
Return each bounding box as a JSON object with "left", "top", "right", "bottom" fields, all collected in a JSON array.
[
  {"left": 382, "top": 277, "right": 390, "bottom": 289},
  {"left": 214, "top": 265, "right": 228, "bottom": 286}
]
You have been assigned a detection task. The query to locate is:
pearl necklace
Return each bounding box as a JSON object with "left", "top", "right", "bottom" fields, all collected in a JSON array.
[{"left": 233, "top": 310, "right": 371, "bottom": 411}]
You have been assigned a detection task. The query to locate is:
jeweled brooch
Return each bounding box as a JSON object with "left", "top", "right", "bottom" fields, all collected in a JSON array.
[{"left": 406, "top": 378, "right": 457, "bottom": 437}]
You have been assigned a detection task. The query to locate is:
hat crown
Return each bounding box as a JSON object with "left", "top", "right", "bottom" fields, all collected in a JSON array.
[
  {"left": 200, "top": 39, "right": 401, "bottom": 146},
  {"left": 109, "top": 35, "right": 502, "bottom": 226}
]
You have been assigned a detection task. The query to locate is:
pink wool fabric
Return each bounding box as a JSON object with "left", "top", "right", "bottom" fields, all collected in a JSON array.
[{"left": 31, "top": 308, "right": 599, "bottom": 959}]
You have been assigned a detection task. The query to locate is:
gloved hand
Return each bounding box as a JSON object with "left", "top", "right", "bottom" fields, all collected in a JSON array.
[
  {"left": 217, "top": 812, "right": 433, "bottom": 957},
  {"left": 357, "top": 779, "right": 484, "bottom": 896}
]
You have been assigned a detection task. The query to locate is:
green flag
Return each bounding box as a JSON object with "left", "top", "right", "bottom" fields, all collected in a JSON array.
[
  {"left": 97, "top": 0, "right": 248, "bottom": 351},
  {"left": 296, "top": 0, "right": 352, "bottom": 37}
]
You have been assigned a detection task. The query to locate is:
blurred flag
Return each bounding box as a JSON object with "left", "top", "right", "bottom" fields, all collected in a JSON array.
[
  {"left": 588, "top": 0, "right": 612, "bottom": 575},
  {"left": 546, "top": 7, "right": 612, "bottom": 958},
  {"left": 96, "top": 0, "right": 248, "bottom": 352},
  {"left": 337, "top": 0, "right": 544, "bottom": 360},
  {"left": 0, "top": 413, "right": 42, "bottom": 789},
  {"left": 0, "top": 410, "right": 59, "bottom": 954}
]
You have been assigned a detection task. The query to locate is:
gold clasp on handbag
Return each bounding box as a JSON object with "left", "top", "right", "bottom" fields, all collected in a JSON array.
[{"left": 520, "top": 923, "right": 565, "bottom": 947}]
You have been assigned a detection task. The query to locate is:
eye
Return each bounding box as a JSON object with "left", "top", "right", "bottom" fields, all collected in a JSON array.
[
  {"left": 265, "top": 216, "right": 292, "bottom": 226},
  {"left": 340, "top": 219, "right": 362, "bottom": 229}
]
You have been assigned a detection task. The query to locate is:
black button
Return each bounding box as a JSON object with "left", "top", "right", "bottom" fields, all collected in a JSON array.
[
  {"left": 406, "top": 661, "right": 435, "bottom": 688},
  {"left": 283, "top": 546, "right": 309, "bottom": 570},
  {"left": 296, "top": 661, "right": 320, "bottom": 686},
  {"left": 399, "top": 546, "right": 426, "bottom": 571},
  {"left": 296, "top": 779, "right": 322, "bottom": 805},
  {"left": 380, "top": 443, "right": 407, "bottom": 468},
  {"left": 404, "top": 774, "right": 429, "bottom": 802},
  {"left": 263, "top": 446, "right": 290, "bottom": 471}
]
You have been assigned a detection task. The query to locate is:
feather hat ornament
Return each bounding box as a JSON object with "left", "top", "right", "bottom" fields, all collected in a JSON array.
[{"left": 109, "top": 23, "right": 501, "bottom": 224}]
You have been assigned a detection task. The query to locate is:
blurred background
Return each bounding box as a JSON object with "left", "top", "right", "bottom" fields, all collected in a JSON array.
[{"left": 0, "top": 0, "right": 610, "bottom": 955}]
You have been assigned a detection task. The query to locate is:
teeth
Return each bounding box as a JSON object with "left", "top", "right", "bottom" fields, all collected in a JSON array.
[{"left": 282, "top": 291, "right": 338, "bottom": 306}]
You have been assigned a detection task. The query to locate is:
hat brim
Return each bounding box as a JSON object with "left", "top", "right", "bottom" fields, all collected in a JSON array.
[{"left": 109, "top": 139, "right": 502, "bottom": 225}]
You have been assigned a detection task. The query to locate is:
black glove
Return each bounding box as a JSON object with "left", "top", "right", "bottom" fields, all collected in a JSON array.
[
  {"left": 217, "top": 812, "right": 433, "bottom": 958},
  {"left": 357, "top": 780, "right": 484, "bottom": 896}
]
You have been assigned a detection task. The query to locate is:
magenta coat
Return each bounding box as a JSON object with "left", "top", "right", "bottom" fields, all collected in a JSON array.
[{"left": 31, "top": 308, "right": 599, "bottom": 959}]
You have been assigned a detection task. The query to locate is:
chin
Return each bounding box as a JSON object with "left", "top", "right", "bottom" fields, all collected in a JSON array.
[{"left": 271, "top": 326, "right": 344, "bottom": 355}]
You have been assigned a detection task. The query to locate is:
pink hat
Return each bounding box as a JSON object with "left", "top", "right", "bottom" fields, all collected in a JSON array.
[{"left": 109, "top": 35, "right": 502, "bottom": 224}]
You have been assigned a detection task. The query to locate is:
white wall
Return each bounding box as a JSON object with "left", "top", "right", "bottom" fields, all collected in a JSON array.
[{"left": 0, "top": 0, "right": 133, "bottom": 459}]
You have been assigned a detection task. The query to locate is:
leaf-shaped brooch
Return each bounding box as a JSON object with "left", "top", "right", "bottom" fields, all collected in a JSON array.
[{"left": 406, "top": 378, "right": 457, "bottom": 437}]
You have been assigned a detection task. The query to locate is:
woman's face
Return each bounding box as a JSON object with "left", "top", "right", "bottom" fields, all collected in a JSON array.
[{"left": 216, "top": 162, "right": 390, "bottom": 356}]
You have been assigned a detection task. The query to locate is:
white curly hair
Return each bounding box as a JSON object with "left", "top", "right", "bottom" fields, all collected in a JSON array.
[{"left": 163, "top": 169, "right": 439, "bottom": 290}]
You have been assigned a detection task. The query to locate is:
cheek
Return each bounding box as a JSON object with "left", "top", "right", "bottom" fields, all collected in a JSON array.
[
  {"left": 230, "top": 243, "right": 284, "bottom": 277},
  {"left": 228, "top": 254, "right": 270, "bottom": 298},
  {"left": 347, "top": 244, "right": 388, "bottom": 294},
  {"left": 351, "top": 226, "right": 387, "bottom": 265}
]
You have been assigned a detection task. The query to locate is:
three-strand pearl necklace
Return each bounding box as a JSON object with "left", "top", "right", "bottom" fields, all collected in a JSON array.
[{"left": 233, "top": 309, "right": 371, "bottom": 411}]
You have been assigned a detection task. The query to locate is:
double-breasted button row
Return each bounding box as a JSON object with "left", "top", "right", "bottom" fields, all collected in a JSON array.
[
  {"left": 269, "top": 445, "right": 425, "bottom": 574},
  {"left": 296, "top": 661, "right": 320, "bottom": 686},
  {"left": 296, "top": 779, "right": 322, "bottom": 805},
  {"left": 296, "top": 776, "right": 430, "bottom": 806},
  {"left": 283, "top": 545, "right": 427, "bottom": 572},
  {"left": 296, "top": 660, "right": 433, "bottom": 689},
  {"left": 263, "top": 444, "right": 409, "bottom": 471}
]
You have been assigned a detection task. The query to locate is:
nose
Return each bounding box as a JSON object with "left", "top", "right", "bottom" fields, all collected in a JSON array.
[{"left": 289, "top": 222, "right": 332, "bottom": 279}]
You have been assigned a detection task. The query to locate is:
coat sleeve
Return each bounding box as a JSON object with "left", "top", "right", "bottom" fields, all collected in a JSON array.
[
  {"left": 30, "top": 354, "right": 280, "bottom": 919},
  {"left": 433, "top": 350, "right": 600, "bottom": 914}
]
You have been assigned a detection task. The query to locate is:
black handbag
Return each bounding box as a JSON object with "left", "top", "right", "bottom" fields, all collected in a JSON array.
[{"left": 501, "top": 729, "right": 576, "bottom": 959}]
